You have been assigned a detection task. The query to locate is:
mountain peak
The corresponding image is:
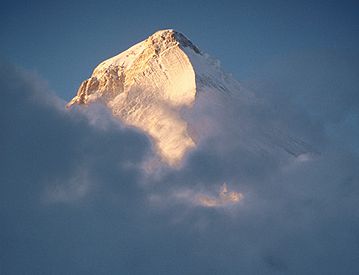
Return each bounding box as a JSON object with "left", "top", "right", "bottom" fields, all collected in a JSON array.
[
  {"left": 147, "top": 29, "right": 201, "bottom": 54},
  {"left": 67, "top": 30, "right": 306, "bottom": 166},
  {"left": 66, "top": 29, "right": 241, "bottom": 165}
]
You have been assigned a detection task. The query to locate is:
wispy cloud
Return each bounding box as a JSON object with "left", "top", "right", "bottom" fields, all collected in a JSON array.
[{"left": 1, "top": 53, "right": 359, "bottom": 274}]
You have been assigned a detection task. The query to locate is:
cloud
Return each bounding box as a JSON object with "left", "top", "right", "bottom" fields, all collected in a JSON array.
[
  {"left": 196, "top": 183, "right": 243, "bottom": 207},
  {"left": 0, "top": 51, "right": 359, "bottom": 275}
]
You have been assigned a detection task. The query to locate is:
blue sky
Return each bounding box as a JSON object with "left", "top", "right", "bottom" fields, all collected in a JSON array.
[
  {"left": 1, "top": 0, "right": 358, "bottom": 100},
  {"left": 1, "top": 1, "right": 359, "bottom": 274}
]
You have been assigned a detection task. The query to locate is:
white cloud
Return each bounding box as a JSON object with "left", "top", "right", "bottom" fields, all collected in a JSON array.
[
  {"left": 44, "top": 169, "right": 91, "bottom": 203},
  {"left": 1, "top": 55, "right": 359, "bottom": 274}
]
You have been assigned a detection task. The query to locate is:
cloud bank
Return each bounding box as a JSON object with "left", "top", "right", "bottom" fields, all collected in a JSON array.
[{"left": 1, "top": 52, "right": 359, "bottom": 274}]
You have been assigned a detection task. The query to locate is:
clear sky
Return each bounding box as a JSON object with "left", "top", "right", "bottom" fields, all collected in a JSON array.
[{"left": 1, "top": 0, "right": 358, "bottom": 100}]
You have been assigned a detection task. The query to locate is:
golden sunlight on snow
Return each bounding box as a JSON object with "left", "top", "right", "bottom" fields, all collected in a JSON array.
[
  {"left": 197, "top": 183, "right": 243, "bottom": 207},
  {"left": 67, "top": 30, "right": 197, "bottom": 166}
]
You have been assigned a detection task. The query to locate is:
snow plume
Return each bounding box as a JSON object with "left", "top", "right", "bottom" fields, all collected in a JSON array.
[{"left": 1, "top": 52, "right": 359, "bottom": 274}]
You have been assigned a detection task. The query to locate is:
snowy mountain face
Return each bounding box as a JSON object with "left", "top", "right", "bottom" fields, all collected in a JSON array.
[{"left": 67, "top": 29, "right": 308, "bottom": 166}]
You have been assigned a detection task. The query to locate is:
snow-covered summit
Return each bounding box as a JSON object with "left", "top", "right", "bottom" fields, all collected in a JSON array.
[
  {"left": 149, "top": 29, "right": 202, "bottom": 54},
  {"left": 67, "top": 29, "right": 238, "bottom": 165},
  {"left": 67, "top": 30, "right": 307, "bottom": 165}
]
